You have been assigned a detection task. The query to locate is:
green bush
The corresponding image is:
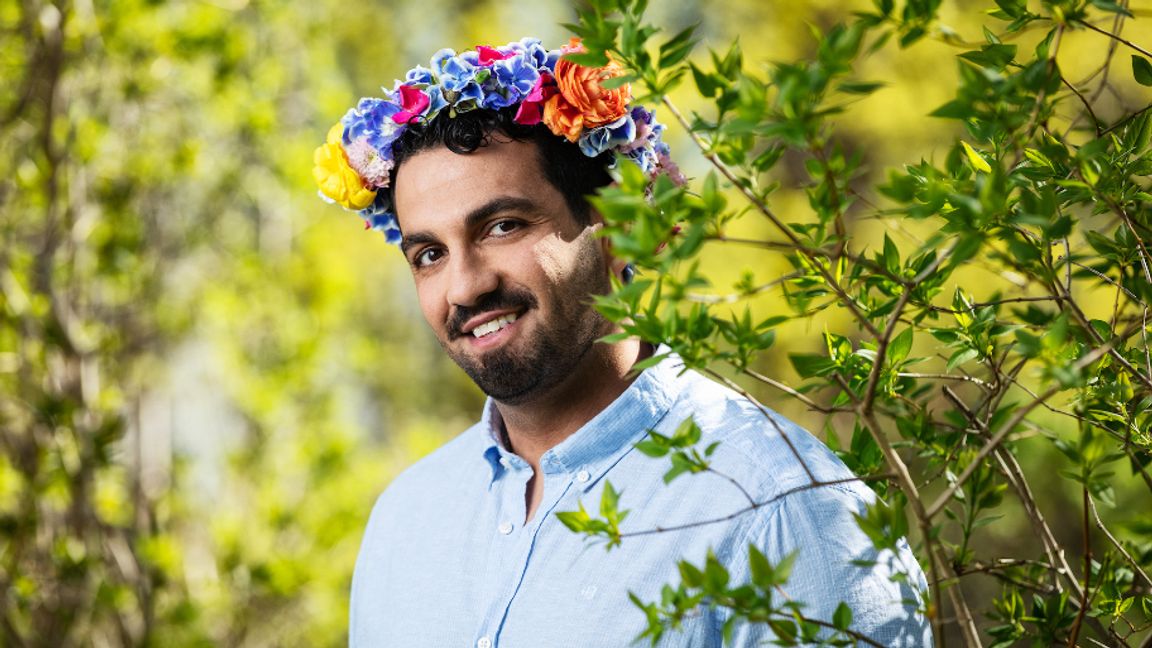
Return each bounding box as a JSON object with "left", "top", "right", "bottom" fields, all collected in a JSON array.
[{"left": 563, "top": 0, "right": 1152, "bottom": 644}]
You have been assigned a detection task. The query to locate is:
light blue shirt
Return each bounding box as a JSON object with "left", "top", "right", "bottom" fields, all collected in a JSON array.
[{"left": 350, "top": 352, "right": 932, "bottom": 647}]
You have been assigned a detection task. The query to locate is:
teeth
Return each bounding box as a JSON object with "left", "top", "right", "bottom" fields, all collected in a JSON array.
[{"left": 472, "top": 313, "right": 518, "bottom": 338}]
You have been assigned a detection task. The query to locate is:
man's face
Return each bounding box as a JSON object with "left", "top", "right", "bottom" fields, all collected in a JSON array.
[{"left": 393, "top": 137, "right": 615, "bottom": 404}]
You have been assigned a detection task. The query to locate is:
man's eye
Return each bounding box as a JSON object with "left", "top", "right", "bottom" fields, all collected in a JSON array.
[
  {"left": 488, "top": 220, "right": 520, "bottom": 237},
  {"left": 413, "top": 248, "right": 444, "bottom": 268}
]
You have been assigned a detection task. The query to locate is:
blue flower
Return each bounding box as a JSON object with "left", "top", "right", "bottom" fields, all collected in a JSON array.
[
  {"left": 493, "top": 55, "right": 540, "bottom": 100},
  {"left": 341, "top": 98, "right": 403, "bottom": 156},
  {"left": 363, "top": 209, "right": 402, "bottom": 244},
  {"left": 438, "top": 55, "right": 477, "bottom": 93},
  {"left": 578, "top": 114, "right": 637, "bottom": 157},
  {"left": 509, "top": 37, "right": 551, "bottom": 69},
  {"left": 405, "top": 65, "right": 435, "bottom": 85},
  {"left": 424, "top": 85, "right": 449, "bottom": 120}
]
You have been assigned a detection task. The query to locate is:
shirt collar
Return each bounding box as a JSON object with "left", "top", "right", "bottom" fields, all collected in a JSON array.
[{"left": 478, "top": 348, "right": 683, "bottom": 490}]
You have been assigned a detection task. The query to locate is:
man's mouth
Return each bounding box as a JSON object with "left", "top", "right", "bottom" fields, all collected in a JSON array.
[{"left": 471, "top": 313, "right": 519, "bottom": 338}]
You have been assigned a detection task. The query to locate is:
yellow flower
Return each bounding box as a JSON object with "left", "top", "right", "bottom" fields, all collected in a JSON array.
[{"left": 313, "top": 124, "right": 376, "bottom": 210}]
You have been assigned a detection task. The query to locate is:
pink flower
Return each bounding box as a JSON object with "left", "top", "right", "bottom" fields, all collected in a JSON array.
[
  {"left": 513, "top": 72, "right": 557, "bottom": 126},
  {"left": 391, "top": 85, "right": 431, "bottom": 125},
  {"left": 344, "top": 137, "right": 394, "bottom": 189},
  {"left": 476, "top": 45, "right": 515, "bottom": 66}
]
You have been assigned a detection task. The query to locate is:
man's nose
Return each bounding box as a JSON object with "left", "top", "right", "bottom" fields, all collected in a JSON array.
[{"left": 444, "top": 250, "right": 499, "bottom": 307}]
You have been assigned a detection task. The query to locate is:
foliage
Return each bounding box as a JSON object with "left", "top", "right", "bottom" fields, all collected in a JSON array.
[
  {"left": 0, "top": 0, "right": 473, "bottom": 645},
  {"left": 564, "top": 0, "right": 1152, "bottom": 645}
]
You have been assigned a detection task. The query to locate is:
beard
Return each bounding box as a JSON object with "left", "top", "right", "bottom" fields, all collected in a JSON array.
[{"left": 440, "top": 244, "right": 612, "bottom": 405}]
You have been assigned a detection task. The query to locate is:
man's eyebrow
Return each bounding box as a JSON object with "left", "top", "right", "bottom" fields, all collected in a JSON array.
[
  {"left": 461, "top": 196, "right": 538, "bottom": 231},
  {"left": 399, "top": 196, "right": 538, "bottom": 255}
]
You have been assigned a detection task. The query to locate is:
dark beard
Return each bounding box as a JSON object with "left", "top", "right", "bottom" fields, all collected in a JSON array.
[{"left": 441, "top": 247, "right": 612, "bottom": 404}]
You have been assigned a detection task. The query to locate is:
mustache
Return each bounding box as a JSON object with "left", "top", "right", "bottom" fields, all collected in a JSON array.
[{"left": 446, "top": 288, "right": 538, "bottom": 340}]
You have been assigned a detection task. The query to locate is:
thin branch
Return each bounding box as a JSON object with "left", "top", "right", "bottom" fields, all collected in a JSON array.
[
  {"left": 705, "top": 467, "right": 757, "bottom": 508},
  {"left": 831, "top": 373, "right": 973, "bottom": 647},
  {"left": 739, "top": 366, "right": 835, "bottom": 414},
  {"left": 1066, "top": 487, "right": 1091, "bottom": 647},
  {"left": 1088, "top": 495, "right": 1152, "bottom": 589},
  {"left": 1100, "top": 102, "right": 1152, "bottom": 138},
  {"left": 683, "top": 271, "right": 802, "bottom": 304},
  {"left": 619, "top": 475, "right": 893, "bottom": 538},
  {"left": 900, "top": 373, "right": 991, "bottom": 388},
  {"left": 1075, "top": 18, "right": 1152, "bottom": 58},
  {"left": 661, "top": 96, "right": 881, "bottom": 338},
  {"left": 701, "top": 367, "right": 818, "bottom": 483},
  {"left": 862, "top": 245, "right": 954, "bottom": 415},
  {"left": 926, "top": 336, "right": 1121, "bottom": 518}
]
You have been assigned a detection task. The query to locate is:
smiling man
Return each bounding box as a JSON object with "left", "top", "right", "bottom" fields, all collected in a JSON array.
[{"left": 315, "top": 39, "right": 932, "bottom": 648}]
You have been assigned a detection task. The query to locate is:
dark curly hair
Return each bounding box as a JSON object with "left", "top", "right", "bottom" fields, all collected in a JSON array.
[{"left": 387, "top": 107, "right": 614, "bottom": 226}]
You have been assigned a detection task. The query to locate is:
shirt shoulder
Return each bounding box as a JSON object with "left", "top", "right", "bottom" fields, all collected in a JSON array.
[
  {"left": 372, "top": 421, "right": 488, "bottom": 509},
  {"left": 664, "top": 368, "right": 864, "bottom": 502}
]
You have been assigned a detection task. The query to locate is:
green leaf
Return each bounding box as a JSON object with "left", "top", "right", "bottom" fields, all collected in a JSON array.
[
  {"left": 600, "top": 74, "right": 637, "bottom": 90},
  {"left": 600, "top": 480, "right": 621, "bottom": 518},
  {"left": 748, "top": 544, "right": 773, "bottom": 589},
  {"left": 959, "top": 43, "right": 1017, "bottom": 69},
  {"left": 889, "top": 328, "right": 914, "bottom": 364},
  {"left": 961, "top": 141, "right": 993, "bottom": 173},
  {"left": 634, "top": 439, "right": 669, "bottom": 458},
  {"left": 837, "top": 80, "right": 885, "bottom": 94},
  {"left": 1090, "top": 0, "right": 1133, "bottom": 16},
  {"left": 790, "top": 354, "right": 834, "bottom": 378},
  {"left": 658, "top": 24, "right": 698, "bottom": 67},
  {"left": 690, "top": 62, "right": 722, "bottom": 98},
  {"left": 993, "top": 0, "right": 1026, "bottom": 18},
  {"left": 1132, "top": 55, "right": 1152, "bottom": 86},
  {"left": 832, "top": 601, "right": 853, "bottom": 630}
]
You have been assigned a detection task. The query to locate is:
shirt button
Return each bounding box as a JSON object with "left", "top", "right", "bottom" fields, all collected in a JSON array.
[
  {"left": 498, "top": 521, "right": 514, "bottom": 535},
  {"left": 477, "top": 637, "right": 492, "bottom": 648},
  {"left": 499, "top": 457, "right": 511, "bottom": 468},
  {"left": 576, "top": 469, "right": 591, "bottom": 483}
]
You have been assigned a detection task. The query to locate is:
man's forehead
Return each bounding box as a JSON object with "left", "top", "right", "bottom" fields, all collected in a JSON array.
[{"left": 393, "top": 141, "right": 557, "bottom": 234}]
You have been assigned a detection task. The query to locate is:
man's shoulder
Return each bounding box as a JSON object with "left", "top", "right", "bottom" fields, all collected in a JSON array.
[
  {"left": 663, "top": 366, "right": 865, "bottom": 501},
  {"left": 375, "top": 421, "right": 487, "bottom": 504}
]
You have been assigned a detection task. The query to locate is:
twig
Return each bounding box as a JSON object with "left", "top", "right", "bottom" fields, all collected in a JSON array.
[
  {"left": 861, "top": 245, "right": 954, "bottom": 415},
  {"left": 740, "top": 366, "right": 834, "bottom": 414},
  {"left": 705, "top": 467, "right": 757, "bottom": 507},
  {"left": 661, "top": 96, "right": 881, "bottom": 338},
  {"left": 1066, "top": 487, "right": 1091, "bottom": 647},
  {"left": 702, "top": 367, "right": 818, "bottom": 483},
  {"left": 831, "top": 374, "right": 974, "bottom": 647},
  {"left": 619, "top": 475, "right": 892, "bottom": 538},
  {"left": 1088, "top": 496, "right": 1152, "bottom": 589},
  {"left": 1075, "top": 18, "right": 1152, "bottom": 58},
  {"left": 925, "top": 337, "right": 1120, "bottom": 518},
  {"left": 900, "top": 373, "right": 991, "bottom": 388}
]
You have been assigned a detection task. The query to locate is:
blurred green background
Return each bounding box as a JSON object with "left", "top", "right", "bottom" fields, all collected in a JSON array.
[{"left": 1, "top": 0, "right": 1147, "bottom": 645}]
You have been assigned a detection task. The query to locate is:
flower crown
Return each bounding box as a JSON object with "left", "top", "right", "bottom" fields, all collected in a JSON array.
[{"left": 313, "top": 37, "right": 682, "bottom": 244}]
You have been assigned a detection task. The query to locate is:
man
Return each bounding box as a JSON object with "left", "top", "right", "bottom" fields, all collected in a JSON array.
[{"left": 315, "top": 38, "right": 932, "bottom": 647}]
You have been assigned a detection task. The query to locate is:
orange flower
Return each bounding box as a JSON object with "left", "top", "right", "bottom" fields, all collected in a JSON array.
[{"left": 543, "top": 38, "right": 631, "bottom": 142}]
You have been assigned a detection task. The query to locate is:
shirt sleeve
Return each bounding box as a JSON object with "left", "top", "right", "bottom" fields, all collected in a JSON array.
[{"left": 721, "top": 484, "right": 934, "bottom": 647}]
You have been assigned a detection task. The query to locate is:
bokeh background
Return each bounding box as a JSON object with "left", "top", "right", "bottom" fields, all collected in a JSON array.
[{"left": 2, "top": 0, "right": 1148, "bottom": 645}]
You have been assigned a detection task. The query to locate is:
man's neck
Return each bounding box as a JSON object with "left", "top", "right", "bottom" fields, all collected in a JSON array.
[{"left": 494, "top": 338, "right": 649, "bottom": 470}]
